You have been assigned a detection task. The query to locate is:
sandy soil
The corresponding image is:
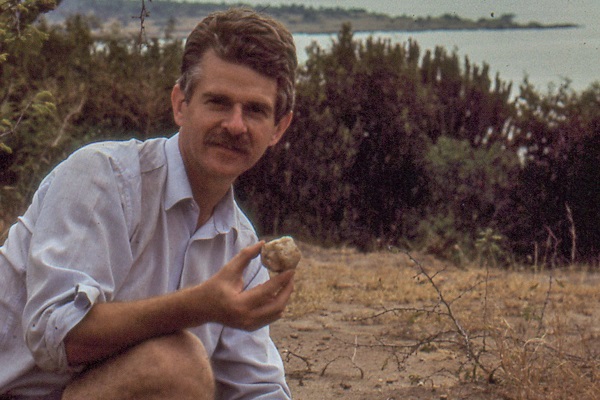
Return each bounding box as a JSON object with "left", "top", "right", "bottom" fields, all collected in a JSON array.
[
  {"left": 272, "top": 306, "right": 503, "bottom": 400},
  {"left": 270, "top": 242, "right": 600, "bottom": 400},
  {"left": 271, "top": 301, "right": 503, "bottom": 400}
]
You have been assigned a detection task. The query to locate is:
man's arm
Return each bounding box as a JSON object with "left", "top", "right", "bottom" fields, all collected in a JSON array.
[{"left": 64, "top": 242, "right": 295, "bottom": 366}]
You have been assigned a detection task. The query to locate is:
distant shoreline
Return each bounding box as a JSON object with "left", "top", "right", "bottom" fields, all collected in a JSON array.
[
  {"left": 49, "top": 0, "right": 579, "bottom": 39},
  {"left": 289, "top": 25, "right": 580, "bottom": 35},
  {"left": 88, "top": 17, "right": 581, "bottom": 41}
]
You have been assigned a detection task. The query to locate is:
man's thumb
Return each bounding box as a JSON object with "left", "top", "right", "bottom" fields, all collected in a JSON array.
[{"left": 229, "top": 241, "right": 264, "bottom": 274}]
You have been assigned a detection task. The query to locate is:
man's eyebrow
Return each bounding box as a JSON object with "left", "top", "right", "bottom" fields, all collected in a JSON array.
[
  {"left": 246, "top": 100, "right": 273, "bottom": 114},
  {"left": 202, "top": 91, "right": 274, "bottom": 113},
  {"left": 202, "top": 92, "right": 230, "bottom": 102}
]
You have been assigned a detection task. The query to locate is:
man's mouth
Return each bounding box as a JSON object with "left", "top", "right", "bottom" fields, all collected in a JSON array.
[
  {"left": 205, "top": 132, "right": 250, "bottom": 154},
  {"left": 211, "top": 142, "right": 248, "bottom": 154}
]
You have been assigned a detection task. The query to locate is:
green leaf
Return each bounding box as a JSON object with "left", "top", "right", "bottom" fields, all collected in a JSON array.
[
  {"left": 34, "top": 90, "right": 55, "bottom": 103},
  {"left": 0, "top": 142, "right": 13, "bottom": 154}
]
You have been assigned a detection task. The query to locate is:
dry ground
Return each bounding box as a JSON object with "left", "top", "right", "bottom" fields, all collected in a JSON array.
[{"left": 271, "top": 242, "right": 600, "bottom": 400}]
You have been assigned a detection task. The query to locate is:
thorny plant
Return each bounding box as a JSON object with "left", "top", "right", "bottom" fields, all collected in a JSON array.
[
  {"left": 363, "top": 248, "right": 598, "bottom": 394},
  {"left": 279, "top": 244, "right": 599, "bottom": 398},
  {"left": 373, "top": 248, "right": 499, "bottom": 383}
]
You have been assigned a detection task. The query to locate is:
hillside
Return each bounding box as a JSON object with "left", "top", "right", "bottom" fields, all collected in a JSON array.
[{"left": 47, "top": 0, "right": 578, "bottom": 38}]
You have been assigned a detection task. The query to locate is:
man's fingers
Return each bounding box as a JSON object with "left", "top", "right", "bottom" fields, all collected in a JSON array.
[
  {"left": 212, "top": 243, "right": 294, "bottom": 331},
  {"left": 243, "top": 270, "right": 295, "bottom": 311},
  {"left": 270, "top": 269, "right": 295, "bottom": 298},
  {"left": 238, "top": 278, "right": 294, "bottom": 331},
  {"left": 226, "top": 241, "right": 264, "bottom": 275}
]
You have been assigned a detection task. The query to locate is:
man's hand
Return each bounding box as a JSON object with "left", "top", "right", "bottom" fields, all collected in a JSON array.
[
  {"left": 65, "top": 242, "right": 293, "bottom": 365},
  {"left": 186, "top": 241, "right": 295, "bottom": 331}
]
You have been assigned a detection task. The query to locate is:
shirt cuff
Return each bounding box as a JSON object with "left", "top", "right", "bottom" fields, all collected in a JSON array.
[
  {"left": 74, "top": 284, "right": 101, "bottom": 309},
  {"left": 43, "top": 285, "right": 100, "bottom": 372}
]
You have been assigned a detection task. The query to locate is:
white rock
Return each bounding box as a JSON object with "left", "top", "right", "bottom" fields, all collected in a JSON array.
[{"left": 261, "top": 236, "right": 302, "bottom": 272}]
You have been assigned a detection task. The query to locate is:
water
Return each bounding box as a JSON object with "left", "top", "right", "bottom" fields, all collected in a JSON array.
[
  {"left": 202, "top": 0, "right": 600, "bottom": 95},
  {"left": 293, "top": 25, "right": 600, "bottom": 95}
]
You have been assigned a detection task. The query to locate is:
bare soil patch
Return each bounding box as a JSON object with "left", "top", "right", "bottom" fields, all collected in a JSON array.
[{"left": 271, "top": 242, "right": 600, "bottom": 399}]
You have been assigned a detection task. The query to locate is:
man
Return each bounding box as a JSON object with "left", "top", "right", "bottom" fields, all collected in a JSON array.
[{"left": 0, "top": 7, "right": 297, "bottom": 399}]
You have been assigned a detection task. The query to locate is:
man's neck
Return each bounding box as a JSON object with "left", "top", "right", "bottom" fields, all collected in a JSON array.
[{"left": 190, "top": 177, "right": 233, "bottom": 230}]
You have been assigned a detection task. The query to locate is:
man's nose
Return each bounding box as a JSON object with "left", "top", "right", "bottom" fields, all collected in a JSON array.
[{"left": 222, "top": 104, "right": 248, "bottom": 135}]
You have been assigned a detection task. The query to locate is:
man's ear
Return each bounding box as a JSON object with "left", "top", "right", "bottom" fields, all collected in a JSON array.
[
  {"left": 269, "top": 112, "right": 293, "bottom": 146},
  {"left": 171, "top": 84, "right": 186, "bottom": 127}
]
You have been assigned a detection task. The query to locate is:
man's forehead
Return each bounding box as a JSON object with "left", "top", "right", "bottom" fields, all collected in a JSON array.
[{"left": 194, "top": 51, "right": 278, "bottom": 104}]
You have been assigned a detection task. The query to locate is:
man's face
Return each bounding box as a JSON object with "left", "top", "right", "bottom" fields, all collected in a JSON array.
[{"left": 172, "top": 49, "right": 292, "bottom": 185}]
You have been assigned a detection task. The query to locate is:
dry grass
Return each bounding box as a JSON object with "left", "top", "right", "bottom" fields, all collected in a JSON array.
[{"left": 286, "top": 242, "right": 600, "bottom": 399}]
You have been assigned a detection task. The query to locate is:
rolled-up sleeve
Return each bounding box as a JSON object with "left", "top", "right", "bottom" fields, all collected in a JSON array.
[
  {"left": 22, "top": 146, "right": 137, "bottom": 372},
  {"left": 211, "top": 264, "right": 292, "bottom": 399}
]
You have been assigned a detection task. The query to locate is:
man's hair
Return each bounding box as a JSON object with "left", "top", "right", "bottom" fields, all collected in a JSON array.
[{"left": 178, "top": 8, "right": 297, "bottom": 124}]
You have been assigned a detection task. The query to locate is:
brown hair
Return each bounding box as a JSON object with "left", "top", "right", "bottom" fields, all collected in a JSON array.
[{"left": 178, "top": 8, "right": 297, "bottom": 123}]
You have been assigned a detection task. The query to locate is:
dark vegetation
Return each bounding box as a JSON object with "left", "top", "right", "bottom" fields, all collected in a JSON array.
[{"left": 2, "top": 1, "right": 599, "bottom": 266}]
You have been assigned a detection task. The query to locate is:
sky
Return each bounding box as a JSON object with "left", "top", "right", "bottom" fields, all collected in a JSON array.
[{"left": 187, "top": 0, "right": 599, "bottom": 26}]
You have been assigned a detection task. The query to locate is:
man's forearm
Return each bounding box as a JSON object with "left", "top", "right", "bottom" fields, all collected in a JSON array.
[
  {"left": 64, "top": 288, "right": 204, "bottom": 366},
  {"left": 63, "top": 243, "right": 294, "bottom": 366}
]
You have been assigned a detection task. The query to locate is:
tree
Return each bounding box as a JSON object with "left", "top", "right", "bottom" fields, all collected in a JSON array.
[
  {"left": 419, "top": 136, "right": 519, "bottom": 261},
  {"left": 1, "top": 0, "right": 62, "bottom": 220}
]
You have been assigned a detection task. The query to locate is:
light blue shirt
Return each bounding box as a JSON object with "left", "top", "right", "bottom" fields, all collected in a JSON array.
[{"left": 0, "top": 134, "right": 291, "bottom": 399}]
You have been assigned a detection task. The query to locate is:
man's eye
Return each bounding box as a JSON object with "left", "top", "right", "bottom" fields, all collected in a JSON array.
[
  {"left": 246, "top": 104, "right": 269, "bottom": 116},
  {"left": 206, "top": 97, "right": 229, "bottom": 107}
]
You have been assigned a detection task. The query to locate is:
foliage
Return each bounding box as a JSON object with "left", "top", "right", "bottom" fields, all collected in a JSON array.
[
  {"left": 1, "top": 0, "right": 62, "bottom": 219},
  {"left": 1, "top": 6, "right": 599, "bottom": 265},
  {"left": 239, "top": 24, "right": 599, "bottom": 265},
  {"left": 238, "top": 24, "right": 518, "bottom": 255},
  {"left": 502, "top": 81, "right": 600, "bottom": 264},
  {"left": 418, "top": 137, "right": 518, "bottom": 261},
  {"left": 1, "top": 4, "right": 182, "bottom": 224}
]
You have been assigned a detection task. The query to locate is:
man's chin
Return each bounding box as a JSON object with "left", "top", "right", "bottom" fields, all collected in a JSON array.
[{"left": 204, "top": 154, "right": 250, "bottom": 178}]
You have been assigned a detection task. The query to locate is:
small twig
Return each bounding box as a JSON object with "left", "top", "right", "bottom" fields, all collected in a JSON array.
[
  {"left": 320, "top": 355, "right": 364, "bottom": 379},
  {"left": 404, "top": 251, "right": 492, "bottom": 377},
  {"left": 537, "top": 271, "right": 553, "bottom": 336},
  {"left": 406, "top": 253, "right": 471, "bottom": 346},
  {"left": 482, "top": 263, "right": 491, "bottom": 351},
  {"left": 134, "top": 0, "right": 152, "bottom": 47},
  {"left": 351, "top": 335, "right": 358, "bottom": 363},
  {"left": 353, "top": 304, "right": 437, "bottom": 321},
  {"left": 0, "top": 97, "right": 34, "bottom": 139},
  {"left": 544, "top": 226, "right": 560, "bottom": 268},
  {"left": 565, "top": 202, "right": 577, "bottom": 264},
  {"left": 282, "top": 348, "right": 313, "bottom": 372},
  {"left": 52, "top": 94, "right": 87, "bottom": 147},
  {"left": 447, "top": 279, "right": 486, "bottom": 306}
]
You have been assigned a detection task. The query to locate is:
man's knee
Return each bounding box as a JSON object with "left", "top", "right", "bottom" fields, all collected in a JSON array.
[
  {"left": 139, "top": 331, "right": 215, "bottom": 396},
  {"left": 63, "top": 331, "right": 214, "bottom": 400},
  {"left": 147, "top": 331, "right": 214, "bottom": 382},
  {"left": 143, "top": 330, "right": 212, "bottom": 371}
]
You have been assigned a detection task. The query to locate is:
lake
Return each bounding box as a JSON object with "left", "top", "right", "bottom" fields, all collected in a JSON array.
[
  {"left": 293, "top": 24, "right": 600, "bottom": 97},
  {"left": 294, "top": 27, "right": 600, "bottom": 94}
]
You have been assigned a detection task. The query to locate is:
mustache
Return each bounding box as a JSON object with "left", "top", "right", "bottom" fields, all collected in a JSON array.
[{"left": 205, "top": 130, "right": 251, "bottom": 153}]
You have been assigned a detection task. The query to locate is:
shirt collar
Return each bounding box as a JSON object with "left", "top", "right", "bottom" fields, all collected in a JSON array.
[
  {"left": 164, "top": 133, "right": 194, "bottom": 210},
  {"left": 212, "top": 187, "right": 239, "bottom": 234},
  {"left": 165, "top": 133, "right": 241, "bottom": 237}
]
